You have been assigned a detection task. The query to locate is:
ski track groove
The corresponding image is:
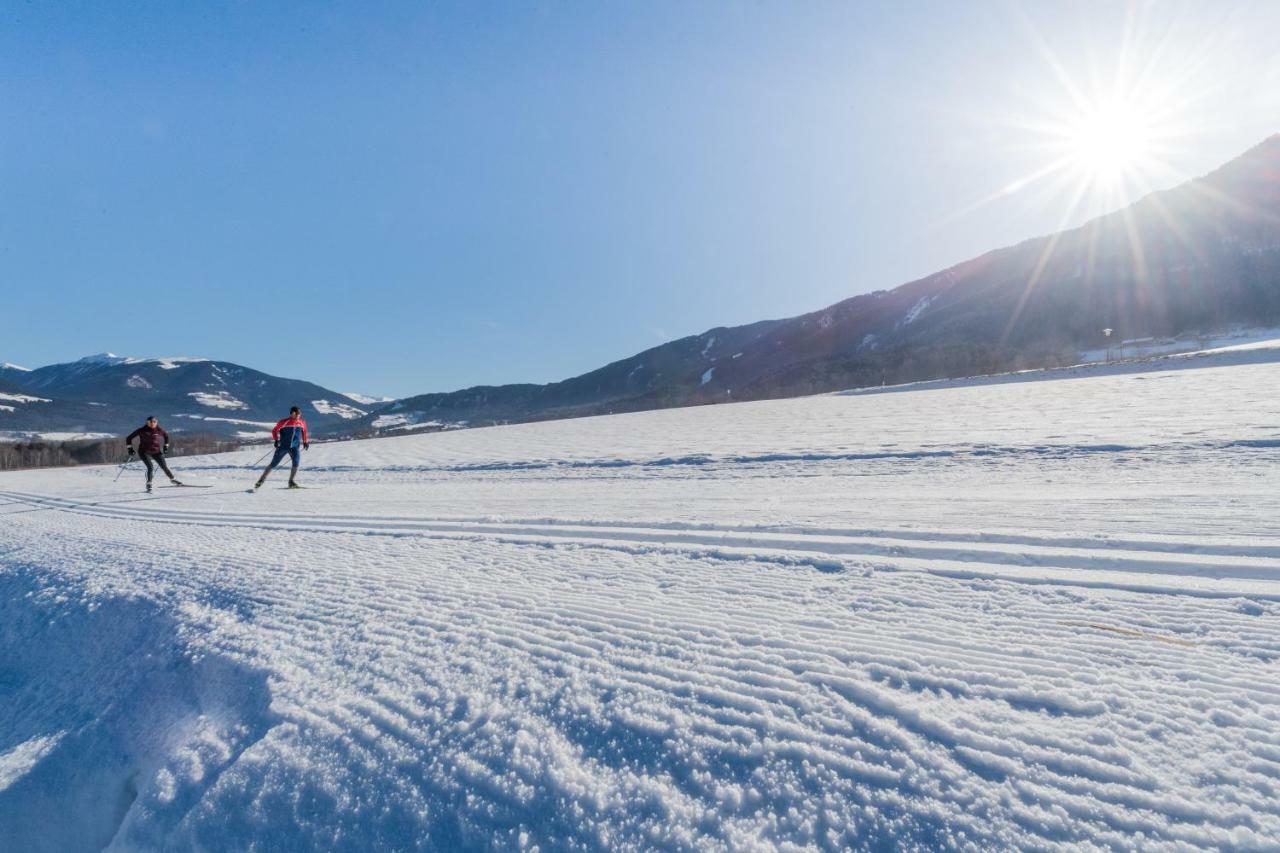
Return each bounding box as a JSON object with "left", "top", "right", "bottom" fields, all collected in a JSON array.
[
  {"left": 4, "top": 490, "right": 1279, "bottom": 602},
  {"left": 7, "top": 486, "right": 1280, "bottom": 559}
]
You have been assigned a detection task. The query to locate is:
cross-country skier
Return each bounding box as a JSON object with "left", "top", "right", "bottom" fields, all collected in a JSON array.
[
  {"left": 125, "top": 416, "right": 182, "bottom": 492},
  {"left": 255, "top": 406, "right": 310, "bottom": 489}
]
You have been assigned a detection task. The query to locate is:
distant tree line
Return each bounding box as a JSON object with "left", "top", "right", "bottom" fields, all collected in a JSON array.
[{"left": 0, "top": 433, "right": 244, "bottom": 471}]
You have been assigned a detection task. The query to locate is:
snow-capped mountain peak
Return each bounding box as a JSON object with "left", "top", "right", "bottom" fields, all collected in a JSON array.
[
  {"left": 0, "top": 362, "right": 31, "bottom": 371},
  {"left": 77, "top": 352, "right": 128, "bottom": 366},
  {"left": 75, "top": 353, "right": 210, "bottom": 369},
  {"left": 3, "top": 355, "right": 376, "bottom": 439}
]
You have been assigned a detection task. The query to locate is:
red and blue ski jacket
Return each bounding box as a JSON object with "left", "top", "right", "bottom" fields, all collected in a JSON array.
[{"left": 272, "top": 416, "right": 309, "bottom": 449}]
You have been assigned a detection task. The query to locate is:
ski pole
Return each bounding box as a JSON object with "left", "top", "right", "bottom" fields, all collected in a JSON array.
[
  {"left": 247, "top": 448, "right": 273, "bottom": 469},
  {"left": 113, "top": 459, "right": 134, "bottom": 483}
]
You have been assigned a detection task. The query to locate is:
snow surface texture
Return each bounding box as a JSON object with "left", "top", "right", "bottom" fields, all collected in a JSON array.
[{"left": 2, "top": 356, "right": 1280, "bottom": 850}]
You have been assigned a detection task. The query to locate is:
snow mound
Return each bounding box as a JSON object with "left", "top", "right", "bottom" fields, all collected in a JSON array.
[
  {"left": 0, "top": 362, "right": 30, "bottom": 372},
  {"left": 0, "top": 571, "right": 276, "bottom": 851}
]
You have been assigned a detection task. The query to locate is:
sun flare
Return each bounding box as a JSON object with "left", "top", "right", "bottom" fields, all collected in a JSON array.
[
  {"left": 1068, "top": 101, "right": 1153, "bottom": 183},
  {"left": 974, "top": 5, "right": 1224, "bottom": 346}
]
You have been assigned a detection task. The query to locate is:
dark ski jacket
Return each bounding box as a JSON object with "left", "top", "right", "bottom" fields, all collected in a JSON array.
[
  {"left": 272, "top": 416, "right": 309, "bottom": 449},
  {"left": 126, "top": 424, "right": 169, "bottom": 455}
]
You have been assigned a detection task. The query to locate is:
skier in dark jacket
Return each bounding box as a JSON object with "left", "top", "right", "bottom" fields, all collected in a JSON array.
[
  {"left": 125, "top": 416, "right": 182, "bottom": 492},
  {"left": 255, "top": 406, "right": 310, "bottom": 489}
]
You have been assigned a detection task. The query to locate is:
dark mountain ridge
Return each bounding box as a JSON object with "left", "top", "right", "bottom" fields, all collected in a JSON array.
[
  {"left": 0, "top": 354, "right": 371, "bottom": 440},
  {"left": 360, "top": 135, "right": 1280, "bottom": 433}
]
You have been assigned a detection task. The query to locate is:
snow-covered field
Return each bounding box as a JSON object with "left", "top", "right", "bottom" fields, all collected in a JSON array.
[{"left": 2, "top": 354, "right": 1279, "bottom": 850}]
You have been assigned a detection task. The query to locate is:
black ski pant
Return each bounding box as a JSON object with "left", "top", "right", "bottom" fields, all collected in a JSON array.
[
  {"left": 259, "top": 446, "right": 300, "bottom": 484},
  {"left": 139, "top": 452, "right": 174, "bottom": 484}
]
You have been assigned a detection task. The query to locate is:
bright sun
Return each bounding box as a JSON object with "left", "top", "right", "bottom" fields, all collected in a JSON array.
[
  {"left": 943, "top": 3, "right": 1224, "bottom": 245},
  {"left": 973, "top": 4, "right": 1234, "bottom": 346},
  {"left": 1068, "top": 102, "right": 1153, "bottom": 183}
]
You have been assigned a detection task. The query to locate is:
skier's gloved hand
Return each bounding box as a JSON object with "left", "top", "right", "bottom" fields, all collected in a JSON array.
[
  {"left": 163, "top": 445, "right": 170, "bottom": 453},
  {"left": 303, "top": 442, "right": 310, "bottom": 451},
  {"left": 273, "top": 440, "right": 280, "bottom": 449},
  {"left": 126, "top": 446, "right": 135, "bottom": 456}
]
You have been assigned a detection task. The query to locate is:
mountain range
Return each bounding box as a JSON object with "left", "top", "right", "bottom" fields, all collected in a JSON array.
[
  {"left": 0, "top": 355, "right": 375, "bottom": 442},
  {"left": 355, "top": 134, "right": 1280, "bottom": 433},
  {"left": 5, "top": 134, "right": 1279, "bottom": 443}
]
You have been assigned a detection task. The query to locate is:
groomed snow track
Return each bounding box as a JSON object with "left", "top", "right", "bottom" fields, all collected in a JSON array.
[
  {"left": 2, "top": 484, "right": 1278, "bottom": 850},
  {"left": 5, "top": 489, "right": 1280, "bottom": 596},
  {"left": 3, "top": 357, "right": 1280, "bottom": 849}
]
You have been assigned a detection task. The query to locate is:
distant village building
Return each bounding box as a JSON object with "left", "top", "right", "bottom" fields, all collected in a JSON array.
[
  {"left": 1119, "top": 337, "right": 1155, "bottom": 358},
  {"left": 1114, "top": 332, "right": 1213, "bottom": 360}
]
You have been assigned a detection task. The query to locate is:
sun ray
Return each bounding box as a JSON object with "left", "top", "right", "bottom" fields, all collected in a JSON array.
[
  {"left": 1119, "top": 202, "right": 1150, "bottom": 292},
  {"left": 933, "top": 0, "right": 1259, "bottom": 339},
  {"left": 1140, "top": 187, "right": 1211, "bottom": 294},
  {"left": 1011, "top": 8, "right": 1093, "bottom": 114},
  {"left": 999, "top": 172, "right": 1094, "bottom": 346},
  {"left": 933, "top": 155, "right": 1077, "bottom": 226},
  {"left": 1187, "top": 178, "right": 1280, "bottom": 229}
]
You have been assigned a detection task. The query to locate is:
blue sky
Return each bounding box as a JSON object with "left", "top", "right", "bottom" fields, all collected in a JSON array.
[{"left": 2, "top": 1, "right": 1277, "bottom": 398}]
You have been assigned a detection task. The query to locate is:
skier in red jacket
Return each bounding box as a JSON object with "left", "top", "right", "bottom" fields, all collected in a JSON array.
[
  {"left": 125, "top": 416, "right": 182, "bottom": 492},
  {"left": 255, "top": 406, "right": 310, "bottom": 489}
]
